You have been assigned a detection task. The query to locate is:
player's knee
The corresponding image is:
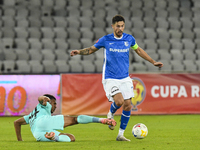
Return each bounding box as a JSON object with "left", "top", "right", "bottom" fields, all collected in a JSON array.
[
  {"left": 123, "top": 101, "right": 132, "bottom": 111},
  {"left": 115, "top": 101, "right": 124, "bottom": 106},
  {"left": 115, "top": 100, "right": 124, "bottom": 106},
  {"left": 123, "top": 104, "right": 132, "bottom": 111},
  {"left": 113, "top": 93, "right": 124, "bottom": 106}
]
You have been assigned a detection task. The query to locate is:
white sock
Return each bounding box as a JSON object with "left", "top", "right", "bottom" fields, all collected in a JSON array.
[{"left": 118, "top": 128, "right": 125, "bottom": 136}]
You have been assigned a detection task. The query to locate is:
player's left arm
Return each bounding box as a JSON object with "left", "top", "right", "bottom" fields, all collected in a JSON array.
[
  {"left": 14, "top": 117, "right": 27, "bottom": 141},
  {"left": 134, "top": 46, "right": 163, "bottom": 68}
]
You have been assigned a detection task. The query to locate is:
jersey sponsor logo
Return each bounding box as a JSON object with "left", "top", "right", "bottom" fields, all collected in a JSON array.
[
  {"left": 109, "top": 48, "right": 129, "bottom": 52},
  {"left": 109, "top": 43, "right": 114, "bottom": 45},
  {"left": 131, "top": 77, "right": 146, "bottom": 111},
  {"left": 124, "top": 41, "right": 129, "bottom": 46}
]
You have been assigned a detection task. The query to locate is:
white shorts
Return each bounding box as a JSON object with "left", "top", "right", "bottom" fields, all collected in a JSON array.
[{"left": 102, "top": 77, "right": 134, "bottom": 102}]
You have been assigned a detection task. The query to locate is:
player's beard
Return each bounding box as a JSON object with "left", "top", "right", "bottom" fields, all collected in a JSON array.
[
  {"left": 51, "top": 108, "right": 55, "bottom": 113},
  {"left": 116, "top": 30, "right": 123, "bottom": 37}
]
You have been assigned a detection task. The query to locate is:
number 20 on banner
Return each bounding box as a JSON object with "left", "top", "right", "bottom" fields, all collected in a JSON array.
[{"left": 0, "top": 86, "right": 27, "bottom": 113}]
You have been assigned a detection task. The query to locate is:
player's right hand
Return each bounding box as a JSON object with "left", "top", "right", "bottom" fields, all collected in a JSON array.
[
  {"left": 153, "top": 62, "right": 163, "bottom": 68},
  {"left": 45, "top": 132, "right": 55, "bottom": 140},
  {"left": 43, "top": 96, "right": 50, "bottom": 102},
  {"left": 70, "top": 50, "right": 80, "bottom": 56}
]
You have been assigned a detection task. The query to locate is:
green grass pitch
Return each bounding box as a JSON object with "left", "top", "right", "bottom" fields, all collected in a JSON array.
[{"left": 0, "top": 115, "right": 200, "bottom": 150}]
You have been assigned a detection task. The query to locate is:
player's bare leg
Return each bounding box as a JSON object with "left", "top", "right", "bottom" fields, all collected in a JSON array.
[
  {"left": 63, "top": 115, "right": 116, "bottom": 127},
  {"left": 63, "top": 115, "right": 78, "bottom": 127}
]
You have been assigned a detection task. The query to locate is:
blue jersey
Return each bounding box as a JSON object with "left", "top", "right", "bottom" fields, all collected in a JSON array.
[
  {"left": 24, "top": 102, "right": 52, "bottom": 133},
  {"left": 94, "top": 33, "right": 138, "bottom": 80}
]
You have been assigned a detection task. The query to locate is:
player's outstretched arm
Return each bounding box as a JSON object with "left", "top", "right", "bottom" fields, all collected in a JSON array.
[
  {"left": 135, "top": 47, "right": 163, "bottom": 68},
  {"left": 38, "top": 96, "right": 50, "bottom": 106},
  {"left": 14, "top": 117, "right": 27, "bottom": 141},
  {"left": 70, "top": 46, "right": 98, "bottom": 56}
]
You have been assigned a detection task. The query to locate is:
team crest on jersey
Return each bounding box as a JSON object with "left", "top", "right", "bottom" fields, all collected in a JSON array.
[
  {"left": 131, "top": 77, "right": 146, "bottom": 111},
  {"left": 124, "top": 41, "right": 129, "bottom": 46}
]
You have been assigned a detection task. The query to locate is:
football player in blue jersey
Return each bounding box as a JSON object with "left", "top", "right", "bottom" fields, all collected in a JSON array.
[
  {"left": 14, "top": 94, "right": 116, "bottom": 142},
  {"left": 70, "top": 15, "right": 163, "bottom": 141}
]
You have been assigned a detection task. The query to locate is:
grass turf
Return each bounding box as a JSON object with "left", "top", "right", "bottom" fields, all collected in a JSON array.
[{"left": 0, "top": 115, "right": 199, "bottom": 150}]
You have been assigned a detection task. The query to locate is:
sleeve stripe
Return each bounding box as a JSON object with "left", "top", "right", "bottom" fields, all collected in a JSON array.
[{"left": 131, "top": 43, "right": 139, "bottom": 50}]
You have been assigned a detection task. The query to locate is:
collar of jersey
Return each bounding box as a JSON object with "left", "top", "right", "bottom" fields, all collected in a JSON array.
[{"left": 113, "top": 33, "right": 123, "bottom": 40}]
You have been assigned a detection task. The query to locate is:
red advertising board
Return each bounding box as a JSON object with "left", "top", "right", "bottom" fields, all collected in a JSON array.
[{"left": 61, "top": 73, "right": 200, "bottom": 115}]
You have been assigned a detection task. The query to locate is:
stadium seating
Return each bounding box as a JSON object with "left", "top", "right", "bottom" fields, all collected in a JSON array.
[
  {"left": 42, "top": 60, "right": 57, "bottom": 73},
  {"left": 183, "top": 60, "right": 198, "bottom": 72},
  {"left": 55, "top": 49, "right": 70, "bottom": 60},
  {"left": 144, "top": 61, "right": 160, "bottom": 72},
  {"left": 55, "top": 60, "right": 70, "bottom": 73},
  {"left": 0, "top": 0, "right": 199, "bottom": 74},
  {"left": 15, "top": 60, "right": 31, "bottom": 73},
  {"left": 4, "top": 49, "right": 17, "bottom": 60},
  {"left": 29, "top": 49, "right": 43, "bottom": 61},
  {"left": 81, "top": 60, "right": 96, "bottom": 73},
  {"left": 15, "top": 49, "right": 30, "bottom": 60},
  {"left": 29, "top": 60, "right": 44, "bottom": 74},
  {"left": 170, "top": 49, "right": 184, "bottom": 60},
  {"left": 170, "top": 60, "right": 185, "bottom": 72},
  {"left": 41, "top": 49, "right": 56, "bottom": 60},
  {"left": 130, "top": 63, "right": 147, "bottom": 72},
  {"left": 2, "top": 60, "right": 16, "bottom": 73},
  {"left": 68, "top": 60, "right": 83, "bottom": 73}
]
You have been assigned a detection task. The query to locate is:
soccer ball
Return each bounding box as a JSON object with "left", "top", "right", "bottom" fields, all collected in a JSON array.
[{"left": 132, "top": 123, "right": 148, "bottom": 139}]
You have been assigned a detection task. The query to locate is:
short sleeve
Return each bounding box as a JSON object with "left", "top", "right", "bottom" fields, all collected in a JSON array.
[
  {"left": 130, "top": 36, "right": 138, "bottom": 50},
  {"left": 46, "top": 102, "right": 52, "bottom": 112},
  {"left": 94, "top": 36, "right": 105, "bottom": 49},
  {"left": 40, "top": 102, "right": 52, "bottom": 113},
  {"left": 131, "top": 43, "right": 139, "bottom": 50},
  {"left": 23, "top": 115, "right": 30, "bottom": 124}
]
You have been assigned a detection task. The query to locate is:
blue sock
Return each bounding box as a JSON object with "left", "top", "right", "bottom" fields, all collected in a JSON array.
[
  {"left": 120, "top": 110, "right": 131, "bottom": 130},
  {"left": 77, "top": 115, "right": 100, "bottom": 124},
  {"left": 110, "top": 102, "right": 121, "bottom": 114}
]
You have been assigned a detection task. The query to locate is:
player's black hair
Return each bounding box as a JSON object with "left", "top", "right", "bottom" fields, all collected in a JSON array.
[
  {"left": 43, "top": 94, "right": 56, "bottom": 101},
  {"left": 112, "top": 15, "right": 125, "bottom": 24}
]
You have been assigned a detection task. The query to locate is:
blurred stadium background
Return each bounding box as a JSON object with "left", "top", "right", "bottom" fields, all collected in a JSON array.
[{"left": 0, "top": 0, "right": 200, "bottom": 74}]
